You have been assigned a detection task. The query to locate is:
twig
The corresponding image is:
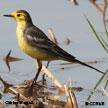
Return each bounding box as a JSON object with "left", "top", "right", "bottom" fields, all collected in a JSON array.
[
  {"left": 48, "top": 28, "right": 58, "bottom": 45},
  {"left": 0, "top": 76, "right": 13, "bottom": 88},
  {"left": 90, "top": 0, "right": 103, "bottom": 15},
  {"left": 3, "top": 50, "right": 23, "bottom": 71},
  {"left": 64, "top": 85, "right": 73, "bottom": 108},
  {"left": 42, "top": 66, "right": 64, "bottom": 92},
  {"left": 71, "top": 0, "right": 79, "bottom": 6},
  {"left": 102, "top": 87, "right": 108, "bottom": 97},
  {"left": 69, "top": 89, "right": 78, "bottom": 108},
  {"left": 103, "top": 0, "right": 108, "bottom": 27}
]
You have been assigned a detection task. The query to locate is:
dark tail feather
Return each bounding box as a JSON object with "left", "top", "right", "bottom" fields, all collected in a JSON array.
[{"left": 73, "top": 59, "right": 104, "bottom": 74}]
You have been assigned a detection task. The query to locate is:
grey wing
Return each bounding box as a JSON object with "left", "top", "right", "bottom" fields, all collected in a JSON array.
[{"left": 24, "top": 25, "right": 75, "bottom": 61}]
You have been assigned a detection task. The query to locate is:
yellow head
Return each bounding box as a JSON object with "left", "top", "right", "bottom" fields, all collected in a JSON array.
[{"left": 4, "top": 10, "right": 33, "bottom": 24}]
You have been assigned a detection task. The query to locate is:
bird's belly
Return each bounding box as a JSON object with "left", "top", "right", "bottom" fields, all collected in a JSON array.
[{"left": 18, "top": 37, "right": 56, "bottom": 61}]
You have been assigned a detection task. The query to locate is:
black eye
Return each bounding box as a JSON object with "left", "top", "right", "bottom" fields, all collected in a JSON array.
[{"left": 17, "top": 14, "right": 21, "bottom": 17}]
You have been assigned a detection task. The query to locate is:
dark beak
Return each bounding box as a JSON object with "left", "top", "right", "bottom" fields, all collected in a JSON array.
[{"left": 3, "top": 14, "right": 13, "bottom": 17}]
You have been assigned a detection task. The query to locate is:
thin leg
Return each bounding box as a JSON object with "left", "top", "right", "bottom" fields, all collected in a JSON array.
[
  {"left": 42, "top": 61, "right": 50, "bottom": 84},
  {"left": 31, "top": 59, "right": 42, "bottom": 88},
  {"left": 46, "top": 61, "right": 50, "bottom": 69}
]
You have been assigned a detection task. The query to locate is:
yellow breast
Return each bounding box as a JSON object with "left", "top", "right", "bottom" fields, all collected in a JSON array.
[{"left": 16, "top": 27, "right": 37, "bottom": 58}]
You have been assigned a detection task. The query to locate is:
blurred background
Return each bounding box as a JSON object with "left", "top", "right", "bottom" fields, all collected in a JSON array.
[{"left": 0, "top": 0, "right": 108, "bottom": 108}]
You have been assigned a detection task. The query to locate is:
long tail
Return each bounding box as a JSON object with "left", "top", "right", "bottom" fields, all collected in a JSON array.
[
  {"left": 54, "top": 43, "right": 104, "bottom": 74},
  {"left": 73, "top": 59, "right": 104, "bottom": 74}
]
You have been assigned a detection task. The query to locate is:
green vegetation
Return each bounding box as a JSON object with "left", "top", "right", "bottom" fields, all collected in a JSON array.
[
  {"left": 86, "top": 16, "right": 108, "bottom": 100},
  {"left": 86, "top": 16, "right": 108, "bottom": 53}
]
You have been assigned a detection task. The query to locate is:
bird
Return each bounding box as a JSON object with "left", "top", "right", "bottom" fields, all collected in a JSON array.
[{"left": 4, "top": 10, "right": 104, "bottom": 88}]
